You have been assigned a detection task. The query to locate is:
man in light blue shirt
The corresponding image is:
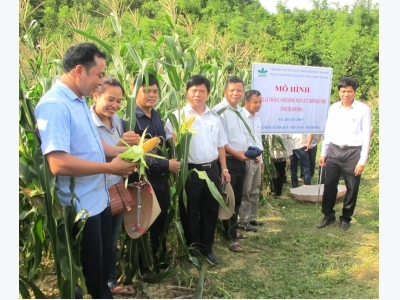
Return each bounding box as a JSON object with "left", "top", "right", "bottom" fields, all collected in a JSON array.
[{"left": 34, "top": 43, "right": 138, "bottom": 298}]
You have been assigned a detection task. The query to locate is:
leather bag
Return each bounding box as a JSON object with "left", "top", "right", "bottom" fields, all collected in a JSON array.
[{"left": 108, "top": 182, "right": 136, "bottom": 216}]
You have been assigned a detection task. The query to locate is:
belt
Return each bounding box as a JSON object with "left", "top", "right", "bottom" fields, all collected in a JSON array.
[
  {"left": 331, "top": 143, "right": 362, "bottom": 150},
  {"left": 226, "top": 156, "right": 237, "bottom": 160},
  {"left": 188, "top": 160, "right": 217, "bottom": 171}
]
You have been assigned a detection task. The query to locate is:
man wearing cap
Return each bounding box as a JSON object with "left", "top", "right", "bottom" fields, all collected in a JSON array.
[
  {"left": 212, "top": 76, "right": 253, "bottom": 253},
  {"left": 165, "top": 75, "right": 230, "bottom": 265},
  {"left": 316, "top": 77, "right": 371, "bottom": 231},
  {"left": 238, "top": 90, "right": 265, "bottom": 231}
]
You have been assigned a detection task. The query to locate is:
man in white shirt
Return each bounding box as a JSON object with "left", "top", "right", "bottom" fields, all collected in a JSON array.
[
  {"left": 238, "top": 90, "right": 265, "bottom": 229},
  {"left": 212, "top": 76, "right": 252, "bottom": 253},
  {"left": 316, "top": 77, "right": 371, "bottom": 231},
  {"left": 165, "top": 75, "right": 231, "bottom": 265}
]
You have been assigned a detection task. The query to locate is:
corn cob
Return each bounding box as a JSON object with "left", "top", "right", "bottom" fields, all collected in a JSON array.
[
  {"left": 142, "top": 137, "right": 160, "bottom": 153},
  {"left": 180, "top": 114, "right": 197, "bottom": 135},
  {"left": 118, "top": 127, "right": 166, "bottom": 180},
  {"left": 185, "top": 115, "right": 196, "bottom": 128}
]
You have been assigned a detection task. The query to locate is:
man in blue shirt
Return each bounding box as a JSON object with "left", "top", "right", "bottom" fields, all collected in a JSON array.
[{"left": 34, "top": 43, "right": 138, "bottom": 298}]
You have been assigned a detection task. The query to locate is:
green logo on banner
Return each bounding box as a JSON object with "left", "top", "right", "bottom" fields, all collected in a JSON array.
[{"left": 258, "top": 67, "right": 268, "bottom": 77}]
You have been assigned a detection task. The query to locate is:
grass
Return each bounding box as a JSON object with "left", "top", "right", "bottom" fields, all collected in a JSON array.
[
  {"left": 31, "top": 168, "right": 379, "bottom": 299},
  {"left": 150, "top": 167, "right": 378, "bottom": 299}
]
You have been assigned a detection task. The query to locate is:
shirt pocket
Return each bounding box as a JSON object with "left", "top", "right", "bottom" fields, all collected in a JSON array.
[
  {"left": 349, "top": 118, "right": 361, "bottom": 133},
  {"left": 204, "top": 121, "right": 218, "bottom": 147}
]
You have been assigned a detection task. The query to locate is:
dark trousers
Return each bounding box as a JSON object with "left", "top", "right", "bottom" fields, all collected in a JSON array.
[
  {"left": 75, "top": 206, "right": 113, "bottom": 299},
  {"left": 308, "top": 146, "right": 318, "bottom": 177},
  {"left": 322, "top": 144, "right": 362, "bottom": 223},
  {"left": 300, "top": 147, "right": 317, "bottom": 178},
  {"left": 223, "top": 159, "right": 246, "bottom": 241},
  {"left": 180, "top": 163, "right": 221, "bottom": 254},
  {"left": 272, "top": 160, "right": 286, "bottom": 196},
  {"left": 148, "top": 175, "right": 170, "bottom": 263},
  {"left": 291, "top": 147, "right": 311, "bottom": 187}
]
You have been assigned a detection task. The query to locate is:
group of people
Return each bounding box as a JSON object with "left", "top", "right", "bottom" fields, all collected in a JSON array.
[{"left": 34, "top": 42, "right": 372, "bottom": 299}]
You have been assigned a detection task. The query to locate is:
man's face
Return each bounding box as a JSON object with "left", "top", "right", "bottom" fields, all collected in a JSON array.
[
  {"left": 224, "top": 82, "right": 244, "bottom": 107},
  {"left": 339, "top": 86, "right": 356, "bottom": 105},
  {"left": 136, "top": 84, "right": 159, "bottom": 110},
  {"left": 245, "top": 95, "right": 262, "bottom": 115},
  {"left": 79, "top": 56, "right": 106, "bottom": 97},
  {"left": 186, "top": 84, "right": 209, "bottom": 110}
]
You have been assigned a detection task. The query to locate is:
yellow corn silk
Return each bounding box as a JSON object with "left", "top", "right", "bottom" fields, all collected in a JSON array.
[
  {"left": 119, "top": 127, "right": 166, "bottom": 181},
  {"left": 180, "top": 114, "right": 196, "bottom": 136},
  {"left": 174, "top": 112, "right": 197, "bottom": 148}
]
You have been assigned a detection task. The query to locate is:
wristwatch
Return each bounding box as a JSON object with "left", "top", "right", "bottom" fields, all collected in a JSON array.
[{"left": 222, "top": 168, "right": 229, "bottom": 172}]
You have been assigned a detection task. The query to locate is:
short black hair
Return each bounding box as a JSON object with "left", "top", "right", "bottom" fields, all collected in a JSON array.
[
  {"left": 140, "top": 74, "right": 159, "bottom": 88},
  {"left": 244, "top": 89, "right": 261, "bottom": 101},
  {"left": 186, "top": 75, "right": 211, "bottom": 93},
  {"left": 337, "top": 77, "right": 358, "bottom": 91},
  {"left": 96, "top": 76, "right": 125, "bottom": 96},
  {"left": 224, "top": 76, "right": 244, "bottom": 89},
  {"left": 62, "top": 43, "right": 106, "bottom": 74}
]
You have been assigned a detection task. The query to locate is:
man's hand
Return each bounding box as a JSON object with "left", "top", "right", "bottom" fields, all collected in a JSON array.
[
  {"left": 221, "top": 170, "right": 231, "bottom": 183},
  {"left": 168, "top": 158, "right": 181, "bottom": 173},
  {"left": 253, "top": 155, "right": 261, "bottom": 164},
  {"left": 354, "top": 164, "right": 364, "bottom": 176},
  {"left": 118, "top": 131, "right": 140, "bottom": 146},
  {"left": 109, "top": 156, "right": 138, "bottom": 177},
  {"left": 319, "top": 156, "right": 326, "bottom": 167}
]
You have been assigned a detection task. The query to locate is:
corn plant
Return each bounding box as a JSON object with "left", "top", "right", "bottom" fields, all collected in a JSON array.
[
  {"left": 368, "top": 98, "right": 379, "bottom": 172},
  {"left": 19, "top": 9, "right": 278, "bottom": 297}
]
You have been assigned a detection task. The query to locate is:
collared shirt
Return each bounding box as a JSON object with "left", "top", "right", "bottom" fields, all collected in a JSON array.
[
  {"left": 242, "top": 107, "right": 264, "bottom": 162},
  {"left": 321, "top": 99, "right": 371, "bottom": 165},
  {"left": 165, "top": 103, "right": 228, "bottom": 164},
  {"left": 309, "top": 134, "right": 319, "bottom": 149},
  {"left": 34, "top": 80, "right": 108, "bottom": 216},
  {"left": 242, "top": 107, "right": 263, "bottom": 150},
  {"left": 212, "top": 98, "right": 252, "bottom": 152},
  {"left": 290, "top": 133, "right": 309, "bottom": 150},
  {"left": 90, "top": 105, "right": 124, "bottom": 188},
  {"left": 133, "top": 106, "right": 169, "bottom": 175}
]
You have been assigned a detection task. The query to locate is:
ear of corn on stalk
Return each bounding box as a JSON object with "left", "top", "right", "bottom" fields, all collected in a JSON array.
[
  {"left": 180, "top": 114, "right": 196, "bottom": 136},
  {"left": 119, "top": 127, "right": 166, "bottom": 182}
]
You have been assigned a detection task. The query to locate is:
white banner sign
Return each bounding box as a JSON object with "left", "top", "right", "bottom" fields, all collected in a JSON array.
[{"left": 251, "top": 63, "right": 333, "bottom": 134}]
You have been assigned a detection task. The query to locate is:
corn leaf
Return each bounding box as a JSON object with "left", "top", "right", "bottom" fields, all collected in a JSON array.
[
  {"left": 216, "top": 105, "right": 255, "bottom": 142},
  {"left": 19, "top": 276, "right": 46, "bottom": 299},
  {"left": 195, "top": 265, "right": 206, "bottom": 299},
  {"left": 194, "top": 170, "right": 225, "bottom": 207}
]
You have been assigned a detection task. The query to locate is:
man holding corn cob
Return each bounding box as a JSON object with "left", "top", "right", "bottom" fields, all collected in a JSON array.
[
  {"left": 127, "top": 74, "right": 180, "bottom": 274},
  {"left": 34, "top": 43, "right": 138, "bottom": 299},
  {"left": 165, "top": 75, "right": 231, "bottom": 265}
]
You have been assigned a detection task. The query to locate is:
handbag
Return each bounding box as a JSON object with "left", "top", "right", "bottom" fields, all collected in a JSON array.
[{"left": 108, "top": 182, "right": 136, "bottom": 216}]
